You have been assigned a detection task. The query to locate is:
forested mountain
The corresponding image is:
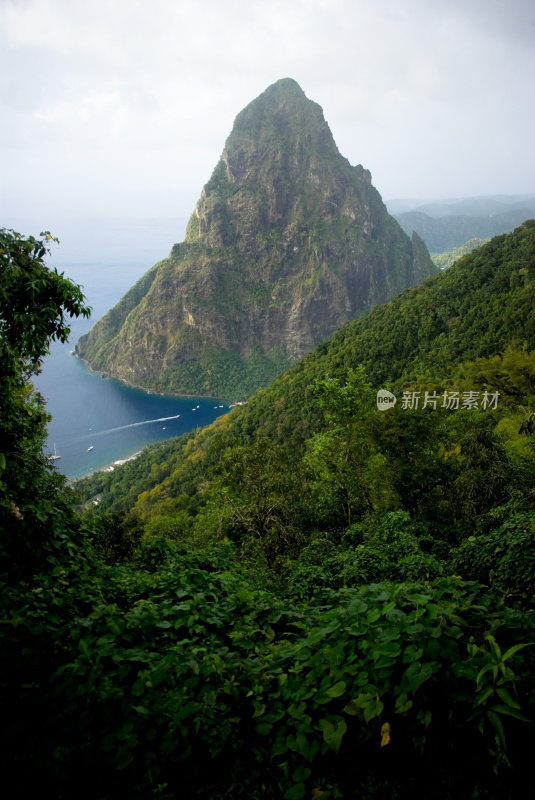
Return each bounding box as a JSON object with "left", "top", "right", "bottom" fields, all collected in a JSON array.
[
  {"left": 2, "top": 224, "right": 534, "bottom": 799},
  {"left": 76, "top": 78, "right": 435, "bottom": 400},
  {"left": 432, "top": 237, "right": 489, "bottom": 270},
  {"left": 394, "top": 197, "right": 535, "bottom": 253},
  {"left": 78, "top": 221, "right": 535, "bottom": 521}
]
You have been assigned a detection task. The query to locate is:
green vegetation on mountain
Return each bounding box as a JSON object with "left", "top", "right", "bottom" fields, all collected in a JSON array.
[
  {"left": 76, "top": 79, "right": 435, "bottom": 399},
  {"left": 79, "top": 220, "right": 535, "bottom": 519},
  {"left": 3, "top": 224, "right": 535, "bottom": 799},
  {"left": 395, "top": 199, "right": 535, "bottom": 253},
  {"left": 432, "top": 237, "right": 489, "bottom": 270},
  {"left": 0, "top": 227, "right": 91, "bottom": 575}
]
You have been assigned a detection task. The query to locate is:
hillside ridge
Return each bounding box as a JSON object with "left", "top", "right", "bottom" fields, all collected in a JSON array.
[{"left": 77, "top": 221, "right": 535, "bottom": 516}]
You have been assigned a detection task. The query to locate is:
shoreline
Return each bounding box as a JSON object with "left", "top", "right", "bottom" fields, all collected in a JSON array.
[
  {"left": 101, "top": 450, "right": 144, "bottom": 472},
  {"left": 72, "top": 350, "right": 236, "bottom": 403},
  {"left": 70, "top": 449, "right": 144, "bottom": 483}
]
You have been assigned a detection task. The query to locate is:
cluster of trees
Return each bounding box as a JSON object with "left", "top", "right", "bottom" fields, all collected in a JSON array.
[
  {"left": 2, "top": 225, "right": 535, "bottom": 798},
  {"left": 432, "top": 237, "right": 489, "bottom": 271},
  {"left": 79, "top": 223, "right": 535, "bottom": 531},
  {"left": 0, "top": 228, "right": 91, "bottom": 576}
]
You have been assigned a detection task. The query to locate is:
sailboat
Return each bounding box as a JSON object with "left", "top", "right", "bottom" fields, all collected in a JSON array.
[{"left": 48, "top": 443, "right": 61, "bottom": 461}]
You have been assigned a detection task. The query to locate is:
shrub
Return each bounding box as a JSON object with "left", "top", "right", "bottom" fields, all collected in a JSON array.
[{"left": 451, "top": 511, "right": 535, "bottom": 598}]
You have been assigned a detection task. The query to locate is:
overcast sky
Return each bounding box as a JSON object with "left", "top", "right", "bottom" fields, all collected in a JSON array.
[{"left": 1, "top": 0, "right": 534, "bottom": 229}]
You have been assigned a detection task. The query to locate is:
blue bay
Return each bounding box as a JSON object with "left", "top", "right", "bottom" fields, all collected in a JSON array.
[{"left": 28, "top": 216, "right": 229, "bottom": 480}]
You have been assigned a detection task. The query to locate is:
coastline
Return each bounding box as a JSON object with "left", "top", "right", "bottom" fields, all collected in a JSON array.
[
  {"left": 42, "top": 346, "right": 237, "bottom": 483},
  {"left": 101, "top": 449, "right": 143, "bottom": 473},
  {"left": 72, "top": 350, "right": 235, "bottom": 403},
  {"left": 69, "top": 449, "right": 144, "bottom": 483}
]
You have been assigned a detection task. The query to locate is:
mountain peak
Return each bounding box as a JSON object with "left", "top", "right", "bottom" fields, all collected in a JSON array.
[
  {"left": 189, "top": 79, "right": 338, "bottom": 242},
  {"left": 228, "top": 77, "right": 328, "bottom": 153},
  {"left": 77, "top": 81, "right": 436, "bottom": 399},
  {"left": 262, "top": 76, "right": 306, "bottom": 96},
  {"left": 239, "top": 78, "right": 309, "bottom": 110}
]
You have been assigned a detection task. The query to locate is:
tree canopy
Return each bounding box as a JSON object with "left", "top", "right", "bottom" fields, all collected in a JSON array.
[
  {"left": 0, "top": 228, "right": 91, "bottom": 575},
  {"left": 1, "top": 225, "right": 534, "bottom": 799}
]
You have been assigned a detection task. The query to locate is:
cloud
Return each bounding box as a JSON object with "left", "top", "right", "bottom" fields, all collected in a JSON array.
[{"left": 1, "top": 0, "right": 534, "bottom": 222}]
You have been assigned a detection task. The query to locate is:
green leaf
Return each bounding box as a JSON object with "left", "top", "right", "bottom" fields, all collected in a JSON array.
[
  {"left": 485, "top": 634, "right": 502, "bottom": 662},
  {"left": 403, "top": 645, "right": 423, "bottom": 663},
  {"left": 347, "top": 598, "right": 368, "bottom": 615},
  {"left": 502, "top": 642, "right": 534, "bottom": 662},
  {"left": 418, "top": 710, "right": 432, "bottom": 729},
  {"left": 252, "top": 703, "right": 266, "bottom": 718},
  {"left": 292, "top": 765, "right": 312, "bottom": 783},
  {"left": 402, "top": 661, "right": 436, "bottom": 693},
  {"left": 318, "top": 718, "right": 347, "bottom": 753},
  {"left": 394, "top": 692, "right": 413, "bottom": 714},
  {"left": 326, "top": 680, "right": 346, "bottom": 698},
  {"left": 364, "top": 698, "right": 384, "bottom": 723},
  {"left": 343, "top": 699, "right": 361, "bottom": 716},
  {"left": 283, "top": 783, "right": 306, "bottom": 800},
  {"left": 255, "top": 722, "right": 272, "bottom": 736},
  {"left": 473, "top": 686, "right": 495, "bottom": 708},
  {"left": 476, "top": 662, "right": 496, "bottom": 687},
  {"left": 491, "top": 704, "right": 530, "bottom": 723},
  {"left": 487, "top": 710, "right": 506, "bottom": 750},
  {"left": 496, "top": 688, "right": 521, "bottom": 709}
]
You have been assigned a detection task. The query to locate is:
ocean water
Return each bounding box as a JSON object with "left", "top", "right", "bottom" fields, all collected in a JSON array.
[{"left": 26, "top": 216, "right": 230, "bottom": 480}]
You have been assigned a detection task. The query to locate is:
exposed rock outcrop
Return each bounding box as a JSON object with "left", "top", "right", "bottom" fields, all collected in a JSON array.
[{"left": 76, "top": 78, "right": 437, "bottom": 398}]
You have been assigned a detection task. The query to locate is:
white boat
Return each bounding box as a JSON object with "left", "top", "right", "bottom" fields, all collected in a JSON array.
[
  {"left": 87, "top": 445, "right": 94, "bottom": 452},
  {"left": 48, "top": 443, "right": 61, "bottom": 461}
]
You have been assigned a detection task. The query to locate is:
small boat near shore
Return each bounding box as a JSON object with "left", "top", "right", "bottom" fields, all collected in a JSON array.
[{"left": 48, "top": 443, "right": 61, "bottom": 461}]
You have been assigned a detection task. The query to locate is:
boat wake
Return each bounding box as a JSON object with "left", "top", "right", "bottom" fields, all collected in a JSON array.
[{"left": 89, "top": 414, "right": 182, "bottom": 438}]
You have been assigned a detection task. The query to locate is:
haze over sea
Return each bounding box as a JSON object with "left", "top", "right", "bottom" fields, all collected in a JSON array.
[{"left": 27, "top": 216, "right": 230, "bottom": 480}]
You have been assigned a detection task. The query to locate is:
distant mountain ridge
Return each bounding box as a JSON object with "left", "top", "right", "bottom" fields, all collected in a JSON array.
[
  {"left": 391, "top": 195, "right": 535, "bottom": 253},
  {"left": 76, "top": 78, "right": 436, "bottom": 400},
  {"left": 387, "top": 195, "right": 535, "bottom": 218}
]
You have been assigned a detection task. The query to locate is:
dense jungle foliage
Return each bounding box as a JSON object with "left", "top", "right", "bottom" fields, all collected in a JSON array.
[
  {"left": 432, "top": 237, "right": 489, "bottom": 270},
  {"left": 2, "top": 223, "right": 535, "bottom": 799}
]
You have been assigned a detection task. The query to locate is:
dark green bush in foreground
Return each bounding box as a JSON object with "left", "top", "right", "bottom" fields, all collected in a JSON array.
[
  {"left": 2, "top": 536, "right": 534, "bottom": 799},
  {"left": 2, "top": 227, "right": 535, "bottom": 799},
  {"left": 451, "top": 510, "right": 535, "bottom": 599}
]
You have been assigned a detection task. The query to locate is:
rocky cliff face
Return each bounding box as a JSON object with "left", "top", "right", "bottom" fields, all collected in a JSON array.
[{"left": 76, "top": 78, "right": 436, "bottom": 399}]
